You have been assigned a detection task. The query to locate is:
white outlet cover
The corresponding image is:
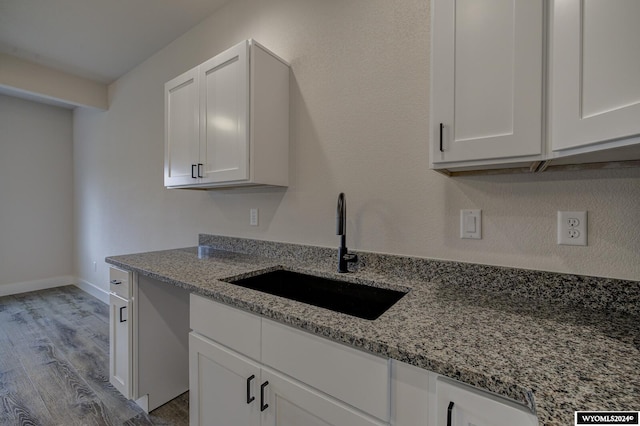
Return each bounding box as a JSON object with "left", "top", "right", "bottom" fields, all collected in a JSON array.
[
  {"left": 250, "top": 208, "right": 258, "bottom": 226},
  {"left": 557, "top": 211, "right": 587, "bottom": 246},
  {"left": 460, "top": 209, "right": 481, "bottom": 239}
]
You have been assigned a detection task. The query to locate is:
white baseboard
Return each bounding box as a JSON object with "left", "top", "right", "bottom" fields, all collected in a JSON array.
[
  {"left": 0, "top": 275, "right": 76, "bottom": 297},
  {"left": 75, "top": 279, "right": 109, "bottom": 304}
]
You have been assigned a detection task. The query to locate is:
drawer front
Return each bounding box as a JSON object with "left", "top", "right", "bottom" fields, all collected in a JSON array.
[
  {"left": 109, "top": 267, "right": 131, "bottom": 298},
  {"left": 189, "top": 294, "right": 261, "bottom": 361},
  {"left": 262, "top": 319, "right": 390, "bottom": 422}
]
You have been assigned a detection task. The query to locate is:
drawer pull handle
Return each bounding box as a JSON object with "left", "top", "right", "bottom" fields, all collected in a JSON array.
[
  {"left": 447, "top": 401, "right": 454, "bottom": 426},
  {"left": 191, "top": 164, "right": 197, "bottom": 179},
  {"left": 246, "top": 375, "right": 255, "bottom": 404},
  {"left": 260, "top": 381, "right": 269, "bottom": 412},
  {"left": 110, "top": 280, "right": 122, "bottom": 285},
  {"left": 119, "top": 306, "right": 127, "bottom": 323},
  {"left": 439, "top": 123, "right": 444, "bottom": 152},
  {"left": 197, "top": 163, "right": 203, "bottom": 178}
]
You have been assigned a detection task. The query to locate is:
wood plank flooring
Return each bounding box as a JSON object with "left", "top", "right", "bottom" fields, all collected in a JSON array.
[{"left": 0, "top": 285, "right": 189, "bottom": 426}]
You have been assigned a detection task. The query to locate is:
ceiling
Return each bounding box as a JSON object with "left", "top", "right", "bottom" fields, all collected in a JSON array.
[{"left": 0, "top": 0, "right": 230, "bottom": 84}]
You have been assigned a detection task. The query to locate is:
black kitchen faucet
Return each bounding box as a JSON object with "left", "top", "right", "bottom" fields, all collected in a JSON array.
[{"left": 336, "top": 192, "right": 358, "bottom": 273}]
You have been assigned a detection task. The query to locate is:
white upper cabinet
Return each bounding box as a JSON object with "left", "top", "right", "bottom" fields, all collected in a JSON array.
[
  {"left": 165, "top": 40, "right": 289, "bottom": 189},
  {"left": 165, "top": 68, "right": 200, "bottom": 187},
  {"left": 430, "top": 0, "right": 543, "bottom": 168},
  {"left": 199, "top": 42, "right": 249, "bottom": 184},
  {"left": 549, "top": 0, "right": 640, "bottom": 154},
  {"left": 431, "top": 0, "right": 640, "bottom": 175}
]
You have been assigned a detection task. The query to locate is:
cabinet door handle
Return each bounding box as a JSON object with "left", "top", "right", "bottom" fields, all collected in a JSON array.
[
  {"left": 119, "top": 306, "right": 127, "bottom": 323},
  {"left": 260, "top": 381, "right": 269, "bottom": 412},
  {"left": 447, "top": 401, "right": 454, "bottom": 426},
  {"left": 439, "top": 123, "right": 444, "bottom": 152},
  {"left": 110, "top": 280, "right": 122, "bottom": 285},
  {"left": 197, "top": 163, "right": 203, "bottom": 178},
  {"left": 191, "top": 164, "right": 197, "bottom": 179},
  {"left": 246, "top": 375, "right": 255, "bottom": 404}
]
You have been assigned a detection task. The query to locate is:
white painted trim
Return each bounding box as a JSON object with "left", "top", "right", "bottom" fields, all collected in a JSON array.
[
  {"left": 75, "top": 279, "right": 109, "bottom": 304},
  {"left": 0, "top": 53, "right": 108, "bottom": 110},
  {"left": 0, "top": 275, "right": 76, "bottom": 297}
]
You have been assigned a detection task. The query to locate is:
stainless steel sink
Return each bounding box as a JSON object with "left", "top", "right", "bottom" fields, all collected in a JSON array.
[{"left": 224, "top": 269, "right": 407, "bottom": 320}]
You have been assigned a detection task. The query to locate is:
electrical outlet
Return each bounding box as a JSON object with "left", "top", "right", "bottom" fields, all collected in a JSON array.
[
  {"left": 250, "top": 208, "right": 258, "bottom": 226},
  {"left": 557, "top": 211, "right": 587, "bottom": 246}
]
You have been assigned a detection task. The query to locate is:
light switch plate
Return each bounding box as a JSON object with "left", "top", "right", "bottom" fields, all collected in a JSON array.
[
  {"left": 250, "top": 208, "right": 258, "bottom": 226},
  {"left": 460, "top": 209, "right": 481, "bottom": 239}
]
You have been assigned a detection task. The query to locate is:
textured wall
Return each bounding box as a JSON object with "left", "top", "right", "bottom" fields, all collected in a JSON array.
[
  {"left": 0, "top": 95, "right": 74, "bottom": 287},
  {"left": 73, "top": 0, "right": 640, "bottom": 293}
]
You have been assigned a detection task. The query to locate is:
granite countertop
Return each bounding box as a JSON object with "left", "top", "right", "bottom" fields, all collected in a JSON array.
[{"left": 106, "top": 236, "right": 640, "bottom": 426}]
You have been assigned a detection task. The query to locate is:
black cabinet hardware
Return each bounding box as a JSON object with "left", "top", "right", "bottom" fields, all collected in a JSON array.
[
  {"left": 246, "top": 375, "right": 255, "bottom": 404},
  {"left": 197, "top": 163, "right": 203, "bottom": 178},
  {"left": 447, "top": 401, "right": 454, "bottom": 426},
  {"left": 191, "top": 164, "right": 197, "bottom": 179},
  {"left": 440, "top": 123, "right": 444, "bottom": 152},
  {"left": 110, "top": 279, "right": 122, "bottom": 285},
  {"left": 119, "top": 306, "right": 127, "bottom": 323},
  {"left": 260, "top": 381, "right": 269, "bottom": 412}
]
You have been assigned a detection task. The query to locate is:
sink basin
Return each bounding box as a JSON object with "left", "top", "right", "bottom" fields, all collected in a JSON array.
[{"left": 224, "top": 269, "right": 407, "bottom": 320}]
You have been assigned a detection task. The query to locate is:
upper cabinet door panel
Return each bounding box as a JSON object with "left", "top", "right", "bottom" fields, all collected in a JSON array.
[
  {"left": 164, "top": 69, "right": 199, "bottom": 187},
  {"left": 199, "top": 41, "right": 249, "bottom": 183},
  {"left": 431, "top": 0, "right": 543, "bottom": 164},
  {"left": 551, "top": 0, "right": 640, "bottom": 151}
]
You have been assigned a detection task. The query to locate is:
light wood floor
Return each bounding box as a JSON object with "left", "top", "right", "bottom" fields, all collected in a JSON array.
[{"left": 0, "top": 285, "right": 189, "bottom": 426}]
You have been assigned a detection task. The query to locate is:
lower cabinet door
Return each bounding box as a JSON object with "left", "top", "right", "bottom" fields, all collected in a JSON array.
[
  {"left": 189, "top": 332, "right": 261, "bottom": 426},
  {"left": 260, "top": 368, "right": 388, "bottom": 426},
  {"left": 109, "top": 293, "right": 132, "bottom": 399},
  {"left": 437, "top": 379, "right": 537, "bottom": 426}
]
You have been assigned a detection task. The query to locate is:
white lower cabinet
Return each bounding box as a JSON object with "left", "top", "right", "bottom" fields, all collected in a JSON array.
[
  {"left": 189, "top": 331, "right": 386, "bottom": 426},
  {"left": 189, "top": 294, "right": 388, "bottom": 426},
  {"left": 190, "top": 294, "right": 537, "bottom": 426},
  {"left": 189, "top": 333, "right": 260, "bottom": 426},
  {"left": 109, "top": 293, "right": 132, "bottom": 399},
  {"left": 261, "top": 367, "right": 385, "bottom": 426},
  {"left": 436, "top": 379, "right": 537, "bottom": 426}
]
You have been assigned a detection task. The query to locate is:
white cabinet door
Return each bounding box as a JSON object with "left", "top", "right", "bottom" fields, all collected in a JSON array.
[
  {"left": 199, "top": 41, "right": 249, "bottom": 184},
  {"left": 430, "top": 0, "right": 543, "bottom": 166},
  {"left": 437, "top": 379, "right": 537, "bottom": 426},
  {"left": 261, "top": 368, "right": 388, "bottom": 426},
  {"left": 550, "top": 0, "right": 640, "bottom": 153},
  {"left": 189, "top": 332, "right": 261, "bottom": 426},
  {"left": 391, "top": 360, "right": 434, "bottom": 426},
  {"left": 109, "top": 293, "right": 132, "bottom": 399},
  {"left": 165, "top": 68, "right": 200, "bottom": 187}
]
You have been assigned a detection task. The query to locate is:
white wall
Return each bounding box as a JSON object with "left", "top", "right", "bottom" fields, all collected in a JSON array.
[
  {"left": 74, "top": 0, "right": 640, "bottom": 293},
  {"left": 0, "top": 94, "right": 74, "bottom": 294}
]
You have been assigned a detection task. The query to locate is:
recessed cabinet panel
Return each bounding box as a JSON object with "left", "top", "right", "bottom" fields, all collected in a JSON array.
[
  {"left": 200, "top": 42, "right": 249, "bottom": 183},
  {"left": 454, "top": 0, "right": 514, "bottom": 142},
  {"left": 582, "top": 1, "right": 640, "bottom": 119},
  {"left": 431, "top": 0, "right": 542, "bottom": 165},
  {"left": 551, "top": 0, "right": 640, "bottom": 152}
]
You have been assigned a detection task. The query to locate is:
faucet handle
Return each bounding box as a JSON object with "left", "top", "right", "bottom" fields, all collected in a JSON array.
[{"left": 343, "top": 253, "right": 358, "bottom": 263}]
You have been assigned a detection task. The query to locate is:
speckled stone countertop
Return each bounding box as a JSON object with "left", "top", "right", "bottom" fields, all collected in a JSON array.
[{"left": 106, "top": 235, "right": 640, "bottom": 426}]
